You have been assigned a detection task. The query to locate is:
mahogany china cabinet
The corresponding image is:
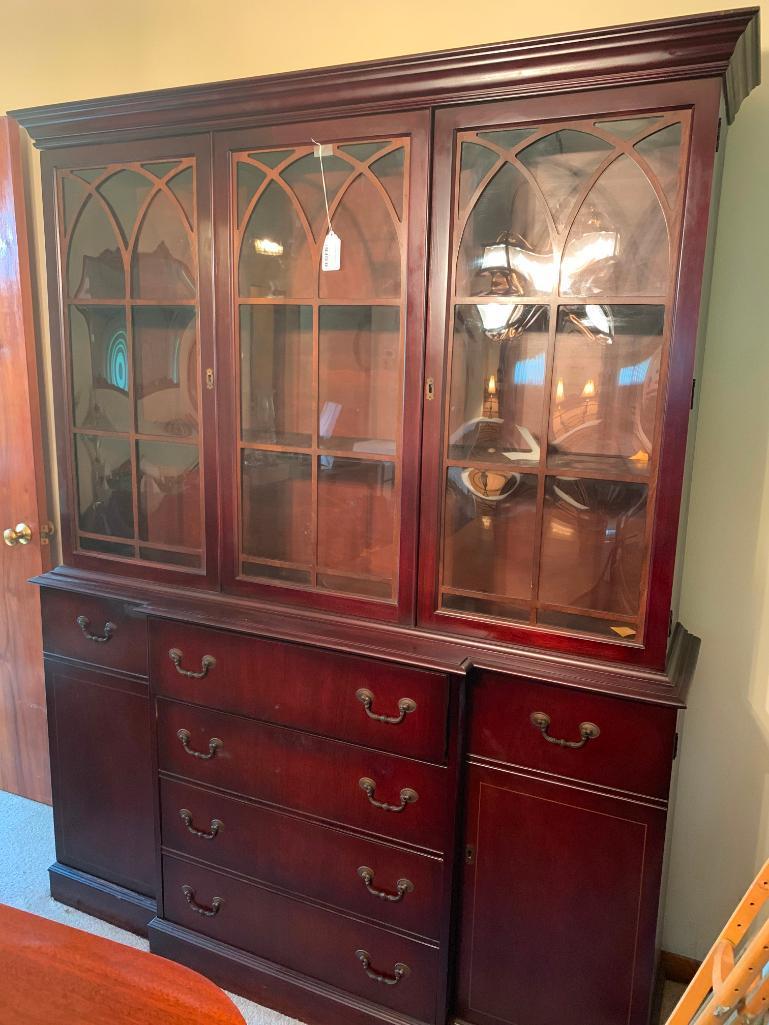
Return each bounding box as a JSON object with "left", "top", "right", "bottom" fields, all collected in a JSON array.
[{"left": 11, "top": 9, "right": 760, "bottom": 1025}]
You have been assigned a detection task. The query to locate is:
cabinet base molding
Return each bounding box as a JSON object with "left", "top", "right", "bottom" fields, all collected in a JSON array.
[
  {"left": 660, "top": 950, "right": 701, "bottom": 984},
  {"left": 48, "top": 863, "right": 156, "bottom": 936},
  {"left": 148, "top": 917, "right": 432, "bottom": 1025}
]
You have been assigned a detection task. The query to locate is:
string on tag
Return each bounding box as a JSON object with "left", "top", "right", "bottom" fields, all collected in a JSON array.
[
  {"left": 312, "top": 138, "right": 341, "bottom": 272},
  {"left": 311, "top": 138, "right": 334, "bottom": 236}
]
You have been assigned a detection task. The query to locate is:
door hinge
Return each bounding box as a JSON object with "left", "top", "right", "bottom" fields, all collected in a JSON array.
[
  {"left": 691, "top": 378, "right": 696, "bottom": 410},
  {"left": 716, "top": 118, "right": 722, "bottom": 152},
  {"left": 669, "top": 609, "right": 674, "bottom": 637},
  {"left": 40, "top": 521, "right": 55, "bottom": 545},
  {"left": 465, "top": 844, "right": 475, "bottom": 864},
  {"left": 205, "top": 367, "right": 214, "bottom": 390},
  {"left": 673, "top": 732, "right": 680, "bottom": 761}
]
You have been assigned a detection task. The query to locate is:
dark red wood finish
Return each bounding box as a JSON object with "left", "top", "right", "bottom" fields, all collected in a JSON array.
[
  {"left": 45, "top": 659, "right": 155, "bottom": 896},
  {"left": 39, "top": 133, "right": 219, "bottom": 591},
  {"left": 418, "top": 77, "right": 722, "bottom": 670},
  {"left": 41, "top": 588, "right": 149, "bottom": 677},
  {"left": 456, "top": 762, "right": 667, "bottom": 1025},
  {"left": 48, "top": 862, "right": 156, "bottom": 936},
  {"left": 162, "top": 854, "right": 442, "bottom": 1022},
  {"left": 151, "top": 619, "right": 449, "bottom": 762},
  {"left": 160, "top": 778, "right": 444, "bottom": 939},
  {"left": 157, "top": 699, "right": 450, "bottom": 851},
  {"left": 212, "top": 112, "right": 430, "bottom": 624},
  {"left": 468, "top": 670, "right": 678, "bottom": 798}
]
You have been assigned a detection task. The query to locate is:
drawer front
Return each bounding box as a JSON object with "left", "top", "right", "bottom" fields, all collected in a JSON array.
[
  {"left": 150, "top": 619, "right": 449, "bottom": 762},
  {"left": 469, "top": 672, "right": 677, "bottom": 799},
  {"left": 42, "top": 588, "right": 148, "bottom": 677},
  {"left": 160, "top": 778, "right": 443, "bottom": 939},
  {"left": 162, "top": 855, "right": 440, "bottom": 1023},
  {"left": 157, "top": 700, "right": 449, "bottom": 851}
]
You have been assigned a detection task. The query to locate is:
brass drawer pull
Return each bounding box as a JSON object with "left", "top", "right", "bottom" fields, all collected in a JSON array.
[
  {"left": 356, "top": 688, "right": 416, "bottom": 725},
  {"left": 168, "top": 647, "right": 217, "bottom": 679},
  {"left": 355, "top": 949, "right": 410, "bottom": 986},
  {"left": 181, "top": 885, "right": 223, "bottom": 917},
  {"left": 76, "top": 615, "right": 116, "bottom": 644},
  {"left": 530, "top": 712, "right": 600, "bottom": 749},
  {"left": 179, "top": 808, "right": 222, "bottom": 840},
  {"left": 176, "top": 728, "right": 222, "bottom": 760},
  {"left": 358, "top": 777, "right": 418, "bottom": 813},
  {"left": 357, "top": 866, "right": 414, "bottom": 902}
]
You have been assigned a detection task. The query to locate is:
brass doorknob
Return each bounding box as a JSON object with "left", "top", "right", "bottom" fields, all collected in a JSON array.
[{"left": 3, "top": 522, "right": 33, "bottom": 546}]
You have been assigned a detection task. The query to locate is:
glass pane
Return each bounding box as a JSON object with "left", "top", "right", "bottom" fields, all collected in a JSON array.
[
  {"left": 538, "top": 476, "right": 647, "bottom": 616},
  {"left": 281, "top": 152, "right": 353, "bottom": 237},
  {"left": 137, "top": 440, "right": 200, "bottom": 548},
  {"left": 249, "top": 149, "right": 295, "bottom": 169},
  {"left": 548, "top": 305, "right": 664, "bottom": 476},
  {"left": 370, "top": 148, "right": 405, "bottom": 221},
  {"left": 78, "top": 535, "right": 134, "bottom": 558},
  {"left": 133, "top": 307, "right": 198, "bottom": 439},
  {"left": 139, "top": 546, "right": 200, "bottom": 568},
  {"left": 74, "top": 167, "right": 106, "bottom": 184},
  {"left": 75, "top": 434, "right": 134, "bottom": 538},
  {"left": 537, "top": 608, "right": 638, "bottom": 641},
  {"left": 317, "top": 457, "right": 395, "bottom": 598},
  {"left": 560, "top": 155, "right": 668, "bottom": 296},
  {"left": 242, "top": 560, "right": 311, "bottom": 585},
  {"left": 241, "top": 450, "right": 312, "bottom": 565},
  {"left": 132, "top": 188, "right": 195, "bottom": 299},
  {"left": 319, "top": 174, "right": 402, "bottom": 300},
  {"left": 442, "top": 468, "right": 537, "bottom": 601},
  {"left": 62, "top": 175, "right": 87, "bottom": 235},
  {"left": 67, "top": 195, "right": 124, "bottom": 299},
  {"left": 449, "top": 304, "right": 548, "bottom": 467},
  {"left": 240, "top": 305, "right": 313, "bottom": 447},
  {"left": 97, "top": 169, "right": 153, "bottom": 243},
  {"left": 339, "top": 142, "right": 389, "bottom": 162},
  {"left": 239, "top": 180, "right": 313, "bottom": 298},
  {"left": 458, "top": 142, "right": 498, "bottom": 216},
  {"left": 70, "top": 306, "right": 129, "bottom": 432},
  {"left": 142, "top": 161, "right": 181, "bottom": 178},
  {"left": 168, "top": 167, "right": 194, "bottom": 227},
  {"left": 442, "top": 592, "right": 530, "bottom": 622},
  {"left": 456, "top": 162, "right": 555, "bottom": 298},
  {"left": 477, "top": 129, "right": 536, "bottom": 150},
  {"left": 594, "top": 117, "right": 663, "bottom": 139},
  {"left": 635, "top": 123, "right": 683, "bottom": 205},
  {"left": 318, "top": 306, "right": 399, "bottom": 455},
  {"left": 518, "top": 130, "right": 613, "bottom": 231},
  {"left": 237, "top": 161, "right": 266, "bottom": 225}
]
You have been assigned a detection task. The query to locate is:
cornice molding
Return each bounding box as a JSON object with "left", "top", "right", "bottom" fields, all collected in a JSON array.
[{"left": 10, "top": 7, "right": 760, "bottom": 148}]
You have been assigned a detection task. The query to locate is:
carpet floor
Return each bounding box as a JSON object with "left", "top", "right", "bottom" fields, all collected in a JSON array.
[{"left": 0, "top": 788, "right": 683, "bottom": 1024}]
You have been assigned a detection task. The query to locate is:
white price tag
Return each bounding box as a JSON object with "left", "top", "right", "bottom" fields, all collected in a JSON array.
[{"left": 321, "top": 229, "right": 341, "bottom": 272}]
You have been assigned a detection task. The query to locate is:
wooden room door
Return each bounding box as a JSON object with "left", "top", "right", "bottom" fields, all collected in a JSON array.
[{"left": 0, "top": 116, "right": 51, "bottom": 803}]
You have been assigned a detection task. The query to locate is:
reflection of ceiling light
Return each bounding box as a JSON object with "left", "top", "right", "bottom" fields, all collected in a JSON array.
[
  {"left": 560, "top": 231, "right": 618, "bottom": 292},
  {"left": 581, "top": 379, "right": 596, "bottom": 398},
  {"left": 585, "top": 304, "right": 612, "bottom": 338},
  {"left": 478, "top": 303, "right": 517, "bottom": 333},
  {"left": 486, "top": 375, "right": 497, "bottom": 396},
  {"left": 253, "top": 238, "right": 284, "bottom": 256},
  {"left": 480, "top": 232, "right": 556, "bottom": 294},
  {"left": 555, "top": 378, "right": 565, "bottom": 402}
]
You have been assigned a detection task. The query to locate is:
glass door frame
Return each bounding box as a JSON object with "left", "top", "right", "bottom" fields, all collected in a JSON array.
[
  {"left": 214, "top": 110, "right": 430, "bottom": 623},
  {"left": 42, "top": 133, "right": 219, "bottom": 589},
  {"left": 417, "top": 78, "right": 722, "bottom": 668}
]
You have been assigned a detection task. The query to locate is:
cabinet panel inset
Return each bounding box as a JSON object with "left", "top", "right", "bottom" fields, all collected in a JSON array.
[
  {"left": 232, "top": 134, "right": 411, "bottom": 603},
  {"left": 427, "top": 107, "right": 689, "bottom": 644}
]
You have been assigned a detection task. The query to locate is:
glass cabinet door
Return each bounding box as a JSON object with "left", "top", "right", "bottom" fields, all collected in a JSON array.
[
  {"left": 56, "top": 142, "right": 213, "bottom": 579},
  {"left": 221, "top": 115, "right": 428, "bottom": 618},
  {"left": 422, "top": 100, "right": 691, "bottom": 649}
]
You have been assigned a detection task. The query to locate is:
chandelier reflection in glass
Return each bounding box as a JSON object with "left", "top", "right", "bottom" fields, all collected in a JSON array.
[{"left": 474, "top": 231, "right": 553, "bottom": 341}]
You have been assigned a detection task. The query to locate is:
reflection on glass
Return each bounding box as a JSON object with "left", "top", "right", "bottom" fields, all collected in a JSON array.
[
  {"left": 548, "top": 305, "right": 664, "bottom": 475},
  {"left": 168, "top": 168, "right": 194, "bottom": 227},
  {"left": 239, "top": 180, "right": 313, "bottom": 298},
  {"left": 70, "top": 306, "right": 129, "bottom": 431},
  {"left": 319, "top": 306, "right": 400, "bottom": 454},
  {"left": 538, "top": 476, "right": 647, "bottom": 616},
  {"left": 132, "top": 190, "right": 195, "bottom": 299},
  {"left": 137, "top": 441, "right": 200, "bottom": 548},
  {"left": 449, "top": 305, "right": 548, "bottom": 466},
  {"left": 139, "top": 546, "right": 200, "bottom": 568},
  {"left": 133, "top": 307, "right": 198, "bottom": 438},
  {"left": 536, "top": 608, "right": 638, "bottom": 641},
  {"left": 68, "top": 196, "right": 124, "bottom": 299},
  {"left": 441, "top": 592, "right": 530, "bottom": 621},
  {"left": 560, "top": 155, "right": 668, "bottom": 295},
  {"left": 240, "top": 305, "right": 313, "bottom": 446},
  {"left": 241, "top": 450, "right": 312, "bottom": 566},
  {"left": 320, "top": 174, "right": 402, "bottom": 300},
  {"left": 97, "top": 169, "right": 153, "bottom": 243},
  {"left": 593, "top": 117, "right": 663, "bottom": 139},
  {"left": 635, "top": 123, "right": 683, "bottom": 204},
  {"left": 456, "top": 162, "right": 554, "bottom": 297},
  {"left": 282, "top": 152, "right": 352, "bottom": 236},
  {"left": 317, "top": 457, "right": 395, "bottom": 598},
  {"left": 370, "top": 148, "right": 405, "bottom": 220},
  {"left": 442, "top": 468, "right": 537, "bottom": 600},
  {"left": 75, "top": 434, "right": 134, "bottom": 538},
  {"left": 519, "top": 130, "right": 613, "bottom": 231},
  {"left": 79, "top": 536, "right": 134, "bottom": 558}
]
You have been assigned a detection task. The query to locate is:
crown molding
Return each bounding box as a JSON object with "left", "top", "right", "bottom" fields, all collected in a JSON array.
[{"left": 10, "top": 8, "right": 761, "bottom": 148}]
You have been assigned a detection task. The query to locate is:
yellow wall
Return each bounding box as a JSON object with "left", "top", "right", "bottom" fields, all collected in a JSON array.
[{"left": 2, "top": 0, "right": 767, "bottom": 960}]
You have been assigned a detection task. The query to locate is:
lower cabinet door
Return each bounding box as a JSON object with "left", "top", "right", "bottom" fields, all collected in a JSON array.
[
  {"left": 46, "top": 660, "right": 155, "bottom": 897},
  {"left": 455, "top": 762, "right": 667, "bottom": 1025}
]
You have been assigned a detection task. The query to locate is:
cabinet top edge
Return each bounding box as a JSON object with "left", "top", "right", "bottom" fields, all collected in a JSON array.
[
  {"left": 31, "top": 568, "right": 695, "bottom": 707},
  {"left": 9, "top": 7, "right": 760, "bottom": 147}
]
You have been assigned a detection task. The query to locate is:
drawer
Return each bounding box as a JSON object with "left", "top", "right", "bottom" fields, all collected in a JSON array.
[
  {"left": 468, "top": 672, "right": 678, "bottom": 800},
  {"left": 162, "top": 854, "right": 440, "bottom": 1023},
  {"left": 42, "top": 588, "right": 148, "bottom": 677},
  {"left": 157, "top": 699, "right": 450, "bottom": 851},
  {"left": 150, "top": 619, "right": 449, "bottom": 762},
  {"left": 160, "top": 778, "right": 444, "bottom": 939}
]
